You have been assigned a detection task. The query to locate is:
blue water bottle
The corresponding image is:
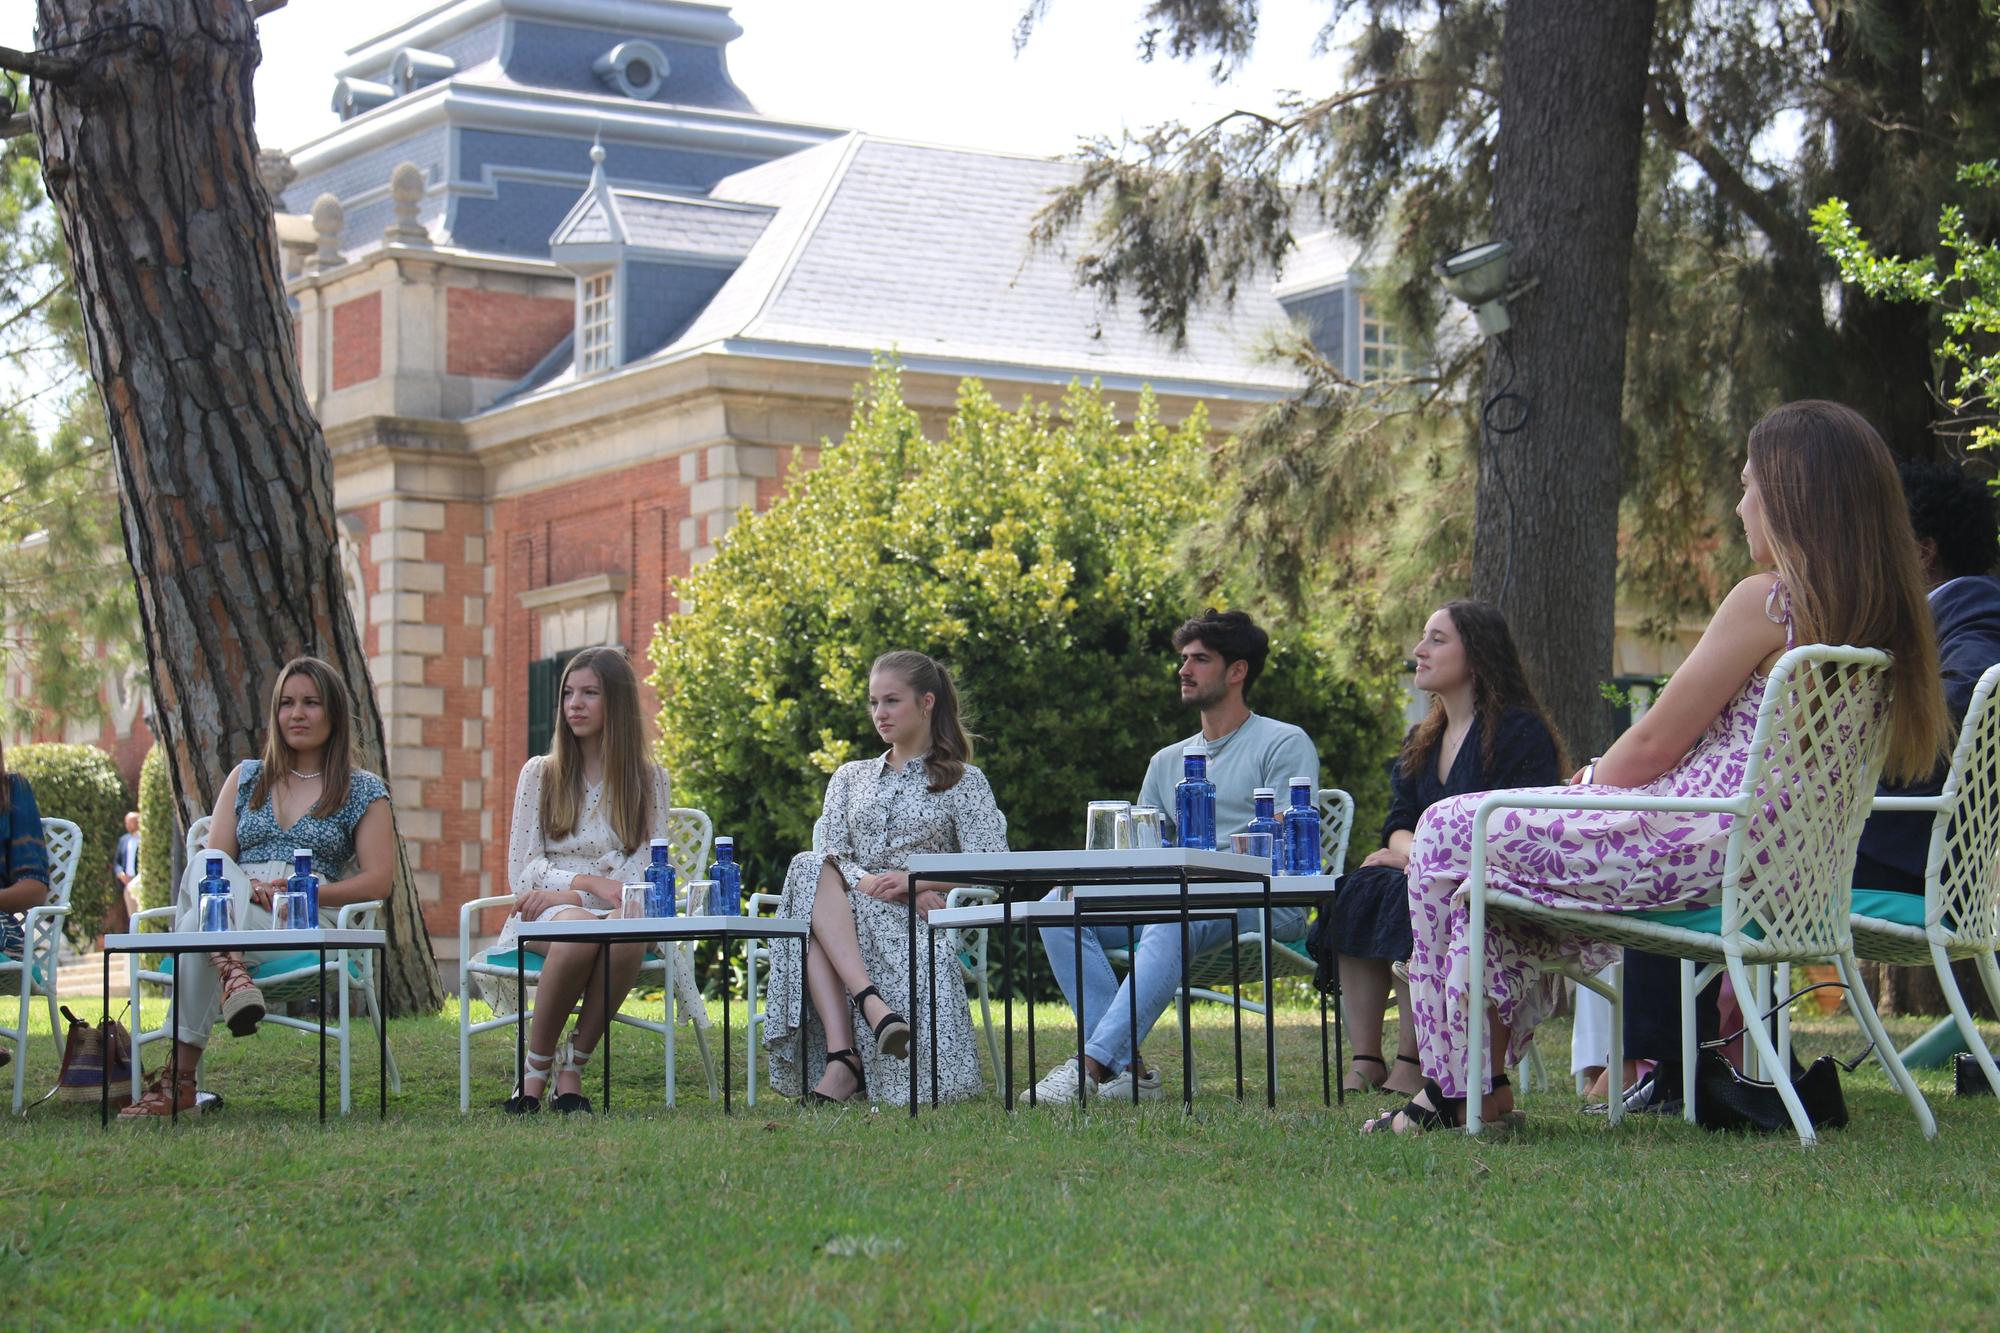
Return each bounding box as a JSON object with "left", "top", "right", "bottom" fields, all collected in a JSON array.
[
  {"left": 644, "top": 838, "right": 677, "bottom": 917},
  {"left": 1175, "top": 745, "right": 1217, "bottom": 851},
  {"left": 288, "top": 848, "right": 320, "bottom": 926},
  {"left": 199, "top": 854, "right": 232, "bottom": 932},
  {"left": 1282, "top": 777, "right": 1321, "bottom": 875},
  {"left": 1246, "top": 788, "right": 1285, "bottom": 873},
  {"left": 708, "top": 836, "right": 742, "bottom": 916}
]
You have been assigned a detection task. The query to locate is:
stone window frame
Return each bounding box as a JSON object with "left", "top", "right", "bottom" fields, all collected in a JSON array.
[{"left": 577, "top": 268, "right": 619, "bottom": 376}]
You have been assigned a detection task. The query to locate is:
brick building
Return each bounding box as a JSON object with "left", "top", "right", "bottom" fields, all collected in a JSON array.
[{"left": 35, "top": 0, "right": 1466, "bottom": 968}]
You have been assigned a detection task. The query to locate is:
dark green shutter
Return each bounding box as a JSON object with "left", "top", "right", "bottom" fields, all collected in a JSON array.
[{"left": 526, "top": 649, "right": 579, "bottom": 759}]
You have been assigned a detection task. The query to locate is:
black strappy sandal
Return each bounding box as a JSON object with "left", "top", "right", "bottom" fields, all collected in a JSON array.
[
  {"left": 1344, "top": 1052, "right": 1390, "bottom": 1094},
  {"left": 549, "top": 1042, "right": 593, "bottom": 1115},
  {"left": 802, "top": 1047, "right": 867, "bottom": 1105},
  {"left": 1362, "top": 1077, "right": 1462, "bottom": 1135},
  {"left": 854, "top": 985, "right": 911, "bottom": 1061}
]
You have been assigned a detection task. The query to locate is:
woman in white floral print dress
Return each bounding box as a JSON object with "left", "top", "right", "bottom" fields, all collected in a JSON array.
[
  {"left": 764, "top": 651, "right": 1009, "bottom": 1106},
  {"left": 1369, "top": 401, "right": 1950, "bottom": 1134}
]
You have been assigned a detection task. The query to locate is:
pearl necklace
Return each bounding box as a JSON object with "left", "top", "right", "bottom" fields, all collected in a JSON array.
[{"left": 291, "top": 769, "right": 323, "bottom": 780}]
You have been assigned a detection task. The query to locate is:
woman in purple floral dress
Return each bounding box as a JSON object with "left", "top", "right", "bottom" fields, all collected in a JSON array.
[{"left": 1368, "top": 401, "right": 1950, "bottom": 1134}]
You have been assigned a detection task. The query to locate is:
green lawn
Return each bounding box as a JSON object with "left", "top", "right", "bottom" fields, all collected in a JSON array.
[{"left": 3, "top": 989, "right": 1997, "bottom": 1328}]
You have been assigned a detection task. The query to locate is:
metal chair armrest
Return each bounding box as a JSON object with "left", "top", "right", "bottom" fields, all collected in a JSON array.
[
  {"left": 337, "top": 899, "right": 385, "bottom": 930},
  {"left": 459, "top": 893, "right": 520, "bottom": 979},
  {"left": 132, "top": 905, "right": 177, "bottom": 928},
  {"left": 1869, "top": 795, "right": 1951, "bottom": 814},
  {"left": 945, "top": 886, "right": 997, "bottom": 908},
  {"left": 747, "top": 892, "right": 783, "bottom": 918}
]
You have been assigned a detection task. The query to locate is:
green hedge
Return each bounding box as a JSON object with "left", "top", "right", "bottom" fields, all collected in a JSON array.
[
  {"left": 9, "top": 742, "right": 129, "bottom": 941},
  {"left": 137, "top": 744, "right": 175, "bottom": 915}
]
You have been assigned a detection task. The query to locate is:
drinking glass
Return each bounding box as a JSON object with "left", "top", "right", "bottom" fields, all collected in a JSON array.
[
  {"left": 1123, "top": 806, "right": 1164, "bottom": 849},
  {"left": 269, "top": 885, "right": 309, "bottom": 931},
  {"left": 1230, "top": 831, "right": 1276, "bottom": 865},
  {"left": 621, "top": 882, "right": 651, "bottom": 918},
  {"left": 689, "top": 879, "right": 719, "bottom": 916},
  {"left": 1085, "top": 801, "right": 1131, "bottom": 852}
]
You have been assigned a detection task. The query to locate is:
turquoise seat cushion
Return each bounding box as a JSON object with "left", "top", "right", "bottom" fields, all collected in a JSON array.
[
  {"left": 160, "top": 952, "right": 363, "bottom": 982},
  {"left": 1630, "top": 889, "right": 1930, "bottom": 938},
  {"left": 1850, "top": 889, "right": 1929, "bottom": 928},
  {"left": 479, "top": 949, "right": 544, "bottom": 975}
]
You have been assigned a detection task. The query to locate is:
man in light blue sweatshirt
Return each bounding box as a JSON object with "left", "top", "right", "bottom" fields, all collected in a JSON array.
[{"left": 1034, "top": 610, "right": 1320, "bottom": 1103}]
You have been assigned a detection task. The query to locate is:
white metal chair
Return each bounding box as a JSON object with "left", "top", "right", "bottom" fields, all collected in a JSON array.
[
  {"left": 1460, "top": 644, "right": 1934, "bottom": 1143},
  {"left": 2, "top": 818, "right": 82, "bottom": 1113},
  {"left": 744, "top": 881, "right": 1003, "bottom": 1106},
  {"left": 457, "top": 806, "right": 719, "bottom": 1112},
  {"left": 130, "top": 815, "right": 402, "bottom": 1114},
  {"left": 1848, "top": 661, "right": 2000, "bottom": 1096},
  {"left": 1107, "top": 787, "right": 1356, "bottom": 1017}
]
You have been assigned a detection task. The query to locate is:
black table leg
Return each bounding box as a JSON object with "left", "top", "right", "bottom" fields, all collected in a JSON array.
[
  {"left": 928, "top": 920, "right": 939, "bottom": 1109},
  {"left": 1073, "top": 909, "right": 1086, "bottom": 1108},
  {"left": 515, "top": 949, "right": 525, "bottom": 1106},
  {"left": 319, "top": 947, "right": 328, "bottom": 1125},
  {"left": 170, "top": 950, "right": 180, "bottom": 1125},
  {"left": 1179, "top": 872, "right": 1192, "bottom": 1112},
  {"left": 1025, "top": 921, "right": 1037, "bottom": 1107},
  {"left": 380, "top": 946, "right": 389, "bottom": 1120},
  {"left": 908, "top": 874, "right": 920, "bottom": 1119},
  {"left": 100, "top": 948, "right": 110, "bottom": 1128},
  {"left": 1232, "top": 912, "right": 1243, "bottom": 1101},
  {"left": 603, "top": 942, "right": 616, "bottom": 1113},
  {"left": 796, "top": 935, "right": 808, "bottom": 1098},
  {"left": 1323, "top": 983, "right": 1335, "bottom": 1109},
  {"left": 1260, "top": 877, "right": 1276, "bottom": 1109},
  {"left": 1001, "top": 891, "right": 1014, "bottom": 1112},
  {"left": 1128, "top": 916, "right": 1141, "bottom": 1106},
  {"left": 732, "top": 932, "right": 740, "bottom": 1112}
]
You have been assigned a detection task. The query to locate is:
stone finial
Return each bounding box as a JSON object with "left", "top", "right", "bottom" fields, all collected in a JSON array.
[
  {"left": 308, "top": 192, "right": 345, "bottom": 271},
  {"left": 257, "top": 149, "right": 298, "bottom": 202},
  {"left": 384, "top": 161, "right": 431, "bottom": 246}
]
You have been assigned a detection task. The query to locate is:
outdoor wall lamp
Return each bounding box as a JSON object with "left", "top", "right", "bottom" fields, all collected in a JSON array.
[{"left": 1436, "top": 240, "right": 1514, "bottom": 335}]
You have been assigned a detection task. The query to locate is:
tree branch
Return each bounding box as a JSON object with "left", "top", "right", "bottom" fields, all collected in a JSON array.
[
  {"left": 0, "top": 45, "right": 81, "bottom": 82},
  {"left": 252, "top": 0, "right": 289, "bottom": 15},
  {"left": 1644, "top": 73, "right": 1804, "bottom": 262}
]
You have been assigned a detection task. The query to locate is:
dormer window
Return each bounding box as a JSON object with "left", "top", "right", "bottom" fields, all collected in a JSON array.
[
  {"left": 593, "top": 41, "right": 669, "bottom": 100},
  {"left": 1356, "top": 292, "right": 1415, "bottom": 383},
  {"left": 578, "top": 270, "right": 618, "bottom": 375}
]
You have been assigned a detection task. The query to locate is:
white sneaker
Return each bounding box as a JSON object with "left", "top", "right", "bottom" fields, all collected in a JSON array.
[
  {"left": 1096, "top": 1066, "right": 1164, "bottom": 1102},
  {"left": 1031, "top": 1057, "right": 1097, "bottom": 1105}
]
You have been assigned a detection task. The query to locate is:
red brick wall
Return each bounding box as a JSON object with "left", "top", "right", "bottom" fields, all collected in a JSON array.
[
  {"left": 445, "top": 289, "right": 574, "bottom": 380},
  {"left": 330, "top": 292, "right": 382, "bottom": 391}
]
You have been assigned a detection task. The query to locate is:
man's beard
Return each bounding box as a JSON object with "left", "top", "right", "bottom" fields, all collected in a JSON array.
[{"left": 1182, "top": 681, "right": 1225, "bottom": 711}]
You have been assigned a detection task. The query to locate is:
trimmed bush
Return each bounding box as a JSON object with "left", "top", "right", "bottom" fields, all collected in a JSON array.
[
  {"left": 649, "top": 367, "right": 1403, "bottom": 900},
  {"left": 9, "top": 742, "right": 129, "bottom": 941},
  {"left": 137, "top": 744, "right": 175, "bottom": 915}
]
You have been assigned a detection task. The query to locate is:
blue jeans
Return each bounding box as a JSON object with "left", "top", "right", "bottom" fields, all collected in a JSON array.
[{"left": 1037, "top": 888, "right": 1306, "bottom": 1075}]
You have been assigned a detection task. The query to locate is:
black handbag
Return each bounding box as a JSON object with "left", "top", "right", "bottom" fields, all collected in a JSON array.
[{"left": 1692, "top": 1048, "right": 1849, "bottom": 1133}]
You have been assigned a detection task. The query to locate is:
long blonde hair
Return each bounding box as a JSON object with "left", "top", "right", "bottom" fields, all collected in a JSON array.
[
  {"left": 251, "top": 656, "right": 356, "bottom": 819},
  {"left": 541, "top": 646, "right": 652, "bottom": 850},
  {"left": 871, "top": 650, "right": 974, "bottom": 793},
  {"left": 1748, "top": 400, "right": 1949, "bottom": 783}
]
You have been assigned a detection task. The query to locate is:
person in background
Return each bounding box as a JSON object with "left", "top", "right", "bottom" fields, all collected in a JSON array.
[
  {"left": 112, "top": 810, "right": 141, "bottom": 933},
  {"left": 762, "top": 650, "right": 1007, "bottom": 1107},
  {"left": 1034, "top": 609, "right": 1320, "bottom": 1104},
  {"left": 498, "top": 645, "right": 684, "bottom": 1116},
  {"left": 0, "top": 739, "right": 50, "bottom": 1070},
  {"left": 122, "top": 657, "right": 392, "bottom": 1118},
  {"left": 1312, "top": 602, "right": 1562, "bottom": 1098},
  {"left": 1614, "top": 457, "right": 2000, "bottom": 1115}
]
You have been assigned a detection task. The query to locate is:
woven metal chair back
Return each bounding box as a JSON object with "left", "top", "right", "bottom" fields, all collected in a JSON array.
[
  {"left": 1316, "top": 788, "right": 1354, "bottom": 877},
  {"left": 40, "top": 818, "right": 82, "bottom": 908},
  {"left": 665, "top": 806, "right": 714, "bottom": 888},
  {"left": 1928, "top": 663, "right": 2000, "bottom": 949},
  {"left": 1719, "top": 644, "right": 1892, "bottom": 955}
]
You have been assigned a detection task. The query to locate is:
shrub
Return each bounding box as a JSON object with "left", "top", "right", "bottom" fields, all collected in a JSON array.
[
  {"left": 9, "top": 741, "right": 129, "bottom": 940},
  {"left": 137, "top": 744, "right": 175, "bottom": 913},
  {"left": 649, "top": 367, "right": 1402, "bottom": 899}
]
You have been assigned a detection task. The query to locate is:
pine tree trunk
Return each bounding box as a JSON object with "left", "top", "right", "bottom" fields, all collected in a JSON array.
[
  {"left": 1473, "top": 0, "right": 1658, "bottom": 761},
  {"left": 26, "top": 0, "right": 442, "bottom": 1015}
]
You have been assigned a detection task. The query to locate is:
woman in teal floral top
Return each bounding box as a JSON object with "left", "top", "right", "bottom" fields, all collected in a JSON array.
[{"left": 123, "top": 657, "right": 393, "bottom": 1119}]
